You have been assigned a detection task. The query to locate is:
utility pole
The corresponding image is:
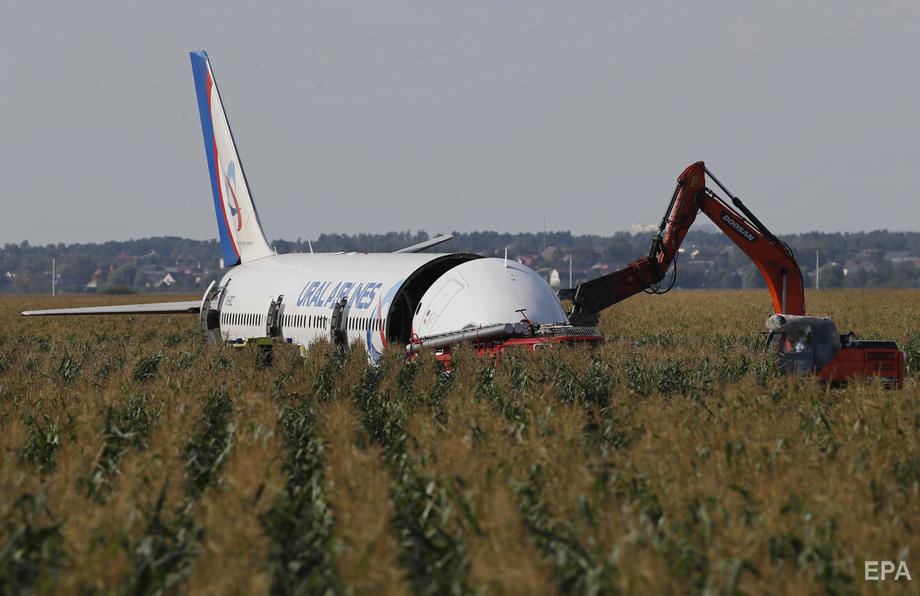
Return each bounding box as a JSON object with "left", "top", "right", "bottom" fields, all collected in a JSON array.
[
  {"left": 816, "top": 250, "right": 820, "bottom": 290},
  {"left": 52, "top": 257, "right": 56, "bottom": 296},
  {"left": 569, "top": 254, "right": 573, "bottom": 288}
]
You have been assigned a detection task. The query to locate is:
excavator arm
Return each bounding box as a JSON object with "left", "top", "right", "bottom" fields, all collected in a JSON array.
[{"left": 560, "top": 161, "right": 805, "bottom": 325}]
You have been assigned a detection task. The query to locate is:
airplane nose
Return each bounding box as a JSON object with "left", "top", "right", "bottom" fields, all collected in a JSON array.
[{"left": 412, "top": 258, "right": 567, "bottom": 338}]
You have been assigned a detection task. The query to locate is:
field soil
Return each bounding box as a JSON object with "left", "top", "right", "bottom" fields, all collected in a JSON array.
[{"left": 1, "top": 289, "right": 918, "bottom": 594}]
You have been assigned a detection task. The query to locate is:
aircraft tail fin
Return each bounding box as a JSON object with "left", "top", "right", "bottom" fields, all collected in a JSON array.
[{"left": 190, "top": 50, "right": 274, "bottom": 266}]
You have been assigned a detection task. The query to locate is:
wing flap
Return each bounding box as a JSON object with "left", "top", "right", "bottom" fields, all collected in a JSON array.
[{"left": 21, "top": 301, "right": 201, "bottom": 316}]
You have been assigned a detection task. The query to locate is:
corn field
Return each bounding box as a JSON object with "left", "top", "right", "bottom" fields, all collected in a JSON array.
[{"left": 1, "top": 289, "right": 919, "bottom": 594}]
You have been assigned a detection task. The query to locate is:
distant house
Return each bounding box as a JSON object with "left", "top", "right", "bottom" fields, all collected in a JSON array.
[
  {"left": 84, "top": 268, "right": 104, "bottom": 292},
  {"left": 145, "top": 271, "right": 177, "bottom": 289},
  {"left": 883, "top": 251, "right": 919, "bottom": 264}
]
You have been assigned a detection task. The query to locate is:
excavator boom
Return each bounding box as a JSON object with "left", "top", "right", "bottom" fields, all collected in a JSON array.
[
  {"left": 561, "top": 162, "right": 804, "bottom": 324},
  {"left": 560, "top": 161, "right": 903, "bottom": 388}
]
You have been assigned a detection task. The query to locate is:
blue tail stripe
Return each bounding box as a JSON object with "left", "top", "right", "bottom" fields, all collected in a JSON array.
[{"left": 190, "top": 50, "right": 240, "bottom": 268}]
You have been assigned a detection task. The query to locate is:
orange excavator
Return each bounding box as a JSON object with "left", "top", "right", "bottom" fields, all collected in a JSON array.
[{"left": 558, "top": 162, "right": 905, "bottom": 387}]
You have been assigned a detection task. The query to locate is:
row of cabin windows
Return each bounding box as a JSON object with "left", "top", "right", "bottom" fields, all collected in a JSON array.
[
  {"left": 221, "top": 311, "right": 263, "bottom": 327},
  {"left": 280, "top": 313, "right": 328, "bottom": 329},
  {"left": 274, "top": 313, "right": 381, "bottom": 332},
  {"left": 222, "top": 311, "right": 330, "bottom": 330},
  {"left": 346, "top": 316, "right": 381, "bottom": 332},
  {"left": 221, "top": 311, "right": 382, "bottom": 333}
]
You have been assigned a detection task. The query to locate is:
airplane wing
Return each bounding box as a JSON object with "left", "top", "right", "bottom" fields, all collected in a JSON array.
[
  {"left": 393, "top": 234, "right": 454, "bottom": 253},
  {"left": 21, "top": 301, "right": 201, "bottom": 316}
]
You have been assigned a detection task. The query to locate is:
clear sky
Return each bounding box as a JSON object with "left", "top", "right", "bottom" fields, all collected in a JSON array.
[{"left": 2, "top": 1, "right": 918, "bottom": 245}]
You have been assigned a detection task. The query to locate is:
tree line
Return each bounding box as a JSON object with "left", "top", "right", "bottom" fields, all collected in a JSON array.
[{"left": 3, "top": 229, "right": 920, "bottom": 294}]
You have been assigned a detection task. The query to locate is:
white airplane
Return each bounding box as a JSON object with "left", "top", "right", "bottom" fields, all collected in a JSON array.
[{"left": 22, "top": 51, "right": 601, "bottom": 362}]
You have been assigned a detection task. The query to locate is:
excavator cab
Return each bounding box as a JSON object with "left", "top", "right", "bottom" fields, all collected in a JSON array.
[
  {"left": 766, "top": 313, "right": 905, "bottom": 387},
  {"left": 765, "top": 314, "right": 840, "bottom": 376}
]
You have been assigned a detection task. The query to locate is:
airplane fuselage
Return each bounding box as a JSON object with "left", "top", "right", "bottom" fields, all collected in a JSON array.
[{"left": 211, "top": 251, "right": 572, "bottom": 362}]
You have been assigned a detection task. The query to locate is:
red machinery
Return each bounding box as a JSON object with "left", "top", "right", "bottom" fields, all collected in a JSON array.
[
  {"left": 558, "top": 162, "right": 905, "bottom": 387},
  {"left": 406, "top": 320, "right": 604, "bottom": 363}
]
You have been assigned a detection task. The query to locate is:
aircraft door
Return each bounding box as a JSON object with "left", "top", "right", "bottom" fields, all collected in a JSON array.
[
  {"left": 330, "top": 296, "right": 349, "bottom": 348},
  {"left": 266, "top": 294, "right": 284, "bottom": 338},
  {"left": 199, "top": 280, "right": 223, "bottom": 343}
]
